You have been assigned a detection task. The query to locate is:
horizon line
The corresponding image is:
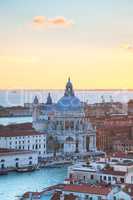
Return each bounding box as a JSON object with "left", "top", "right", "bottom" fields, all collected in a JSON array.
[{"left": 0, "top": 88, "right": 133, "bottom": 91}]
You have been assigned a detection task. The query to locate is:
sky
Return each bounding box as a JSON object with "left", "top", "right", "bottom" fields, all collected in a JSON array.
[{"left": 0, "top": 0, "right": 133, "bottom": 89}]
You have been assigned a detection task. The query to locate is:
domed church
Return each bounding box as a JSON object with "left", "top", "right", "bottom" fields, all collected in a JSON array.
[{"left": 32, "top": 78, "right": 96, "bottom": 156}]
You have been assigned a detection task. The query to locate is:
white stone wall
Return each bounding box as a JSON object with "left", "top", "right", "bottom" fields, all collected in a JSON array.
[
  {"left": 0, "top": 152, "right": 38, "bottom": 168},
  {"left": 0, "top": 134, "right": 47, "bottom": 158}
]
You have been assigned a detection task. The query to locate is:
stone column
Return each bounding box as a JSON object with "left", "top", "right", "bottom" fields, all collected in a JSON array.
[{"left": 89, "top": 135, "right": 96, "bottom": 151}]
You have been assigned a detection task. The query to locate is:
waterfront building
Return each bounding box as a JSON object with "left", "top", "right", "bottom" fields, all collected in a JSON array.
[
  {"left": 95, "top": 116, "right": 133, "bottom": 152},
  {"left": 32, "top": 78, "right": 97, "bottom": 155},
  {"left": 68, "top": 160, "right": 133, "bottom": 185},
  {"left": 51, "top": 184, "right": 132, "bottom": 200},
  {"left": 128, "top": 100, "right": 133, "bottom": 115},
  {"left": 0, "top": 126, "right": 47, "bottom": 158},
  {"left": 109, "top": 152, "right": 133, "bottom": 163},
  {"left": 0, "top": 148, "right": 38, "bottom": 169},
  {"left": 113, "top": 139, "right": 133, "bottom": 152}
]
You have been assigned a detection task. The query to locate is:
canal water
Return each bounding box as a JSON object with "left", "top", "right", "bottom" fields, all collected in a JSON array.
[
  {"left": 0, "top": 117, "right": 67, "bottom": 200},
  {"left": 0, "top": 167, "right": 67, "bottom": 200}
]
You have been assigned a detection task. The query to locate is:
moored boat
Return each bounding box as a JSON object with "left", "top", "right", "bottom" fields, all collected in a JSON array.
[
  {"left": 16, "top": 166, "right": 36, "bottom": 173},
  {"left": 0, "top": 169, "right": 8, "bottom": 175}
]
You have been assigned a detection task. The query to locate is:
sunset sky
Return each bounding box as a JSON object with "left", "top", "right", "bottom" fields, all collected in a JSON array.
[{"left": 0, "top": 0, "right": 133, "bottom": 89}]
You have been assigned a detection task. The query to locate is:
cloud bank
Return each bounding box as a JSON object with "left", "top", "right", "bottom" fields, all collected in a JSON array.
[
  {"left": 121, "top": 43, "right": 133, "bottom": 52},
  {"left": 32, "top": 16, "right": 73, "bottom": 29}
]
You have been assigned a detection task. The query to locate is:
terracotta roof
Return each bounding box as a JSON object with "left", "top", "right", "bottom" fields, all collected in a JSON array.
[
  {"left": 0, "top": 123, "right": 32, "bottom": 130},
  {"left": 0, "top": 148, "right": 36, "bottom": 156},
  {"left": 51, "top": 191, "right": 61, "bottom": 200},
  {"left": 0, "top": 129, "right": 46, "bottom": 137},
  {"left": 23, "top": 192, "right": 40, "bottom": 198},
  {"left": 112, "top": 152, "right": 133, "bottom": 159},
  {"left": 63, "top": 184, "right": 111, "bottom": 195},
  {"left": 64, "top": 178, "right": 78, "bottom": 182},
  {"left": 64, "top": 194, "right": 77, "bottom": 200},
  {"left": 100, "top": 169, "right": 126, "bottom": 176}
]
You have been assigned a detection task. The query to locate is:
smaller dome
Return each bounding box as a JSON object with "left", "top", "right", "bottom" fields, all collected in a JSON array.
[
  {"left": 33, "top": 96, "right": 39, "bottom": 104},
  {"left": 46, "top": 93, "right": 52, "bottom": 105}
]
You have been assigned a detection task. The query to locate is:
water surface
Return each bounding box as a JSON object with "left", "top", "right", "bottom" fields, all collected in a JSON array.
[{"left": 0, "top": 167, "right": 67, "bottom": 200}]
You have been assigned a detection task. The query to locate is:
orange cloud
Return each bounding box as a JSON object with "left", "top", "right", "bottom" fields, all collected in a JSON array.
[
  {"left": 32, "top": 16, "right": 73, "bottom": 28},
  {"left": 48, "top": 17, "right": 73, "bottom": 27},
  {"left": 33, "top": 16, "right": 47, "bottom": 27},
  {"left": 121, "top": 43, "right": 133, "bottom": 52}
]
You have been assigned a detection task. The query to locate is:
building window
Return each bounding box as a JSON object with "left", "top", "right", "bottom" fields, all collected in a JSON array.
[
  {"left": 85, "top": 195, "right": 89, "bottom": 199},
  {"left": 29, "top": 161, "right": 32, "bottom": 165},
  {"left": 29, "top": 157, "right": 32, "bottom": 160},
  {"left": 1, "top": 163, "right": 5, "bottom": 169},
  {"left": 104, "top": 176, "right": 106, "bottom": 181},
  {"left": 90, "top": 174, "right": 94, "bottom": 180},
  {"left": 15, "top": 158, "right": 19, "bottom": 161},
  {"left": 108, "top": 176, "right": 111, "bottom": 181},
  {"left": 44, "top": 144, "right": 45, "bottom": 148},
  {"left": 98, "top": 196, "right": 101, "bottom": 200},
  {"left": 16, "top": 162, "right": 19, "bottom": 168},
  {"left": 120, "top": 178, "right": 124, "bottom": 183}
]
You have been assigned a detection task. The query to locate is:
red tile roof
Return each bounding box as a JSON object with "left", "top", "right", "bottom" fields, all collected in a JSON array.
[
  {"left": 0, "top": 129, "right": 45, "bottom": 137},
  {"left": 63, "top": 184, "right": 111, "bottom": 195},
  {"left": 100, "top": 169, "right": 126, "bottom": 176},
  {"left": 110, "top": 152, "right": 133, "bottom": 160},
  {"left": 64, "top": 194, "right": 77, "bottom": 200},
  {"left": 0, "top": 123, "right": 47, "bottom": 137},
  {"left": 0, "top": 148, "right": 36, "bottom": 156}
]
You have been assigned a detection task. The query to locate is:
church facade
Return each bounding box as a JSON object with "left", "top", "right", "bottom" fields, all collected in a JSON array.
[{"left": 32, "top": 78, "right": 96, "bottom": 156}]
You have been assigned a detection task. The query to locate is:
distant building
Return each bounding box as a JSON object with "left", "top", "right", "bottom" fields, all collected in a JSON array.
[
  {"left": 68, "top": 160, "right": 133, "bottom": 185},
  {"left": 0, "top": 148, "right": 38, "bottom": 169},
  {"left": 0, "top": 124, "right": 47, "bottom": 158},
  {"left": 128, "top": 100, "right": 133, "bottom": 115},
  {"left": 32, "top": 78, "right": 97, "bottom": 155},
  {"left": 51, "top": 184, "right": 132, "bottom": 200}
]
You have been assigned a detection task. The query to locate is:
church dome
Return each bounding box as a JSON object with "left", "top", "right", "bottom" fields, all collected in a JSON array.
[{"left": 56, "top": 78, "right": 82, "bottom": 111}]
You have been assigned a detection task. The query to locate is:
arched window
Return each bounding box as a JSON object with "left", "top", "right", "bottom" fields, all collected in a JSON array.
[{"left": 65, "top": 121, "right": 69, "bottom": 130}]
